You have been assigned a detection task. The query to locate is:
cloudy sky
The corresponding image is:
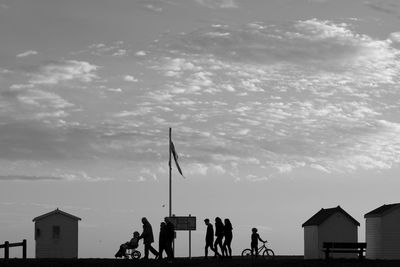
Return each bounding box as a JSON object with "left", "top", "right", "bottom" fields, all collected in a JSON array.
[{"left": 1, "top": 0, "right": 400, "bottom": 258}]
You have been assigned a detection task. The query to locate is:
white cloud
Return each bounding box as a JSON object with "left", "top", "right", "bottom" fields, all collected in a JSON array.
[
  {"left": 30, "top": 60, "right": 98, "bottom": 85},
  {"left": 195, "top": 0, "right": 238, "bottom": 9},
  {"left": 17, "top": 89, "right": 74, "bottom": 109},
  {"left": 124, "top": 75, "right": 138, "bottom": 82},
  {"left": 136, "top": 50, "right": 147, "bottom": 56},
  {"left": 16, "top": 50, "right": 38, "bottom": 58}
]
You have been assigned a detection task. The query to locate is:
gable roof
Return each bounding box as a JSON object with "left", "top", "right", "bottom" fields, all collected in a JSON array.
[
  {"left": 364, "top": 203, "right": 400, "bottom": 218},
  {"left": 302, "top": 205, "right": 360, "bottom": 227},
  {"left": 33, "top": 208, "right": 81, "bottom": 222}
]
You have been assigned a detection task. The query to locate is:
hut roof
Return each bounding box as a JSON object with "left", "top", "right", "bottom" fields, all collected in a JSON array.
[
  {"left": 33, "top": 208, "right": 81, "bottom": 222},
  {"left": 302, "top": 205, "right": 360, "bottom": 227},
  {"left": 364, "top": 203, "right": 400, "bottom": 218}
]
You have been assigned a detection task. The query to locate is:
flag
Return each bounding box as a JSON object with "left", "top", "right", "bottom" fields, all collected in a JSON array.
[{"left": 170, "top": 141, "right": 185, "bottom": 178}]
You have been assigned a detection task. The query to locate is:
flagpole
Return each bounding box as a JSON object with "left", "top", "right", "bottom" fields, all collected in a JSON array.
[{"left": 169, "top": 127, "right": 172, "bottom": 217}]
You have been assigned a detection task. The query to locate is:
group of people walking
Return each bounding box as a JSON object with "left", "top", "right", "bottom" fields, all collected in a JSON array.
[
  {"left": 204, "top": 217, "right": 233, "bottom": 259},
  {"left": 115, "top": 217, "right": 175, "bottom": 260},
  {"left": 116, "top": 216, "right": 266, "bottom": 260}
]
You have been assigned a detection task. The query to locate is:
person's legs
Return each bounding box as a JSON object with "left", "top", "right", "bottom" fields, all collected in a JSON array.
[
  {"left": 148, "top": 243, "right": 159, "bottom": 258},
  {"left": 158, "top": 244, "right": 164, "bottom": 260},
  {"left": 144, "top": 244, "right": 150, "bottom": 259},
  {"left": 166, "top": 241, "right": 173, "bottom": 260}
]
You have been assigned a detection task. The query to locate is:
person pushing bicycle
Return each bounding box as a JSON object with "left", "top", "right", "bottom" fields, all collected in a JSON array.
[{"left": 251, "top": 228, "right": 265, "bottom": 257}]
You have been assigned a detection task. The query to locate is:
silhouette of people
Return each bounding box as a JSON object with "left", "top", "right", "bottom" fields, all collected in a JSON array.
[
  {"left": 222, "top": 218, "right": 233, "bottom": 258},
  {"left": 115, "top": 231, "right": 140, "bottom": 258},
  {"left": 214, "top": 217, "right": 225, "bottom": 257},
  {"left": 158, "top": 222, "right": 167, "bottom": 260},
  {"left": 251, "top": 227, "right": 264, "bottom": 257},
  {"left": 139, "top": 217, "right": 159, "bottom": 259},
  {"left": 204, "top": 218, "right": 219, "bottom": 258},
  {"left": 164, "top": 217, "right": 175, "bottom": 260}
]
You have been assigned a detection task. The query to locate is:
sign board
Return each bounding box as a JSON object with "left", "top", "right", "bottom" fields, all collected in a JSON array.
[{"left": 167, "top": 216, "right": 196, "bottom": 231}]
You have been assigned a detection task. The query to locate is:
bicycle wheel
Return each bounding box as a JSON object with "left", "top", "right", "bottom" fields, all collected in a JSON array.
[
  {"left": 131, "top": 250, "right": 141, "bottom": 259},
  {"left": 262, "top": 249, "right": 274, "bottom": 259},
  {"left": 241, "top": 249, "right": 253, "bottom": 257}
]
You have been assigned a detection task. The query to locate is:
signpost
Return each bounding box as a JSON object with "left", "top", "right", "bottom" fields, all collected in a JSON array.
[{"left": 168, "top": 215, "right": 196, "bottom": 258}]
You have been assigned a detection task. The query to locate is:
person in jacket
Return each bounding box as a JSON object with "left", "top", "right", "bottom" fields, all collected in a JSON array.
[
  {"left": 204, "top": 218, "right": 219, "bottom": 259},
  {"left": 164, "top": 217, "right": 175, "bottom": 260},
  {"left": 158, "top": 222, "right": 167, "bottom": 260},
  {"left": 222, "top": 218, "right": 233, "bottom": 258},
  {"left": 139, "top": 217, "right": 159, "bottom": 259},
  {"left": 214, "top": 217, "right": 225, "bottom": 257}
]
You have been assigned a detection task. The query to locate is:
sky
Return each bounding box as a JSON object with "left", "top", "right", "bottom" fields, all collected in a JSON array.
[{"left": 1, "top": 0, "right": 400, "bottom": 258}]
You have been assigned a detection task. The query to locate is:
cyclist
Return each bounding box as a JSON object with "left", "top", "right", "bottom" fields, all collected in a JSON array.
[{"left": 250, "top": 228, "right": 265, "bottom": 257}]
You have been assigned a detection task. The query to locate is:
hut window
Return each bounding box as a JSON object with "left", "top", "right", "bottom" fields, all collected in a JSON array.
[
  {"left": 36, "top": 228, "right": 41, "bottom": 239},
  {"left": 52, "top": 225, "right": 60, "bottom": 239}
]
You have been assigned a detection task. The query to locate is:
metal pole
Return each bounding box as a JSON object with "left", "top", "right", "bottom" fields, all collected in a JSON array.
[
  {"left": 189, "top": 214, "right": 192, "bottom": 259},
  {"left": 189, "top": 230, "right": 192, "bottom": 259},
  {"left": 169, "top": 127, "right": 172, "bottom": 217}
]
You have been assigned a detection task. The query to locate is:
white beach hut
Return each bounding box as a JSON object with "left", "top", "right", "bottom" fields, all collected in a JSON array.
[
  {"left": 364, "top": 203, "right": 400, "bottom": 260},
  {"left": 33, "top": 208, "right": 81, "bottom": 258},
  {"left": 302, "top": 206, "right": 360, "bottom": 259}
]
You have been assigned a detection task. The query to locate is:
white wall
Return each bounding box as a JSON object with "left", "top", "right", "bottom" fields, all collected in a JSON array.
[
  {"left": 304, "top": 226, "right": 318, "bottom": 259},
  {"left": 35, "top": 214, "right": 79, "bottom": 258},
  {"left": 365, "top": 217, "right": 382, "bottom": 259},
  {"left": 382, "top": 208, "right": 400, "bottom": 259}
]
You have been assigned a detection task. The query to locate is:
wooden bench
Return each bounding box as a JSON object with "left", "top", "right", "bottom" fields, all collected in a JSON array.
[{"left": 322, "top": 242, "right": 366, "bottom": 260}]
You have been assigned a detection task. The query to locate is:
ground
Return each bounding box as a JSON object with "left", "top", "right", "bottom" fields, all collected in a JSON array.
[{"left": 2, "top": 257, "right": 400, "bottom": 267}]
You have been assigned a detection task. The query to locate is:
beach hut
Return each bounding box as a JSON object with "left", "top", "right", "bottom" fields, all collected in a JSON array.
[
  {"left": 33, "top": 208, "right": 81, "bottom": 258},
  {"left": 302, "top": 206, "right": 360, "bottom": 259},
  {"left": 364, "top": 203, "right": 400, "bottom": 259}
]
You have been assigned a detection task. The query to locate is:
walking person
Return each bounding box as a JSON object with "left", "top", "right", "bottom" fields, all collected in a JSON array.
[
  {"left": 214, "top": 217, "right": 225, "bottom": 257},
  {"left": 158, "top": 222, "right": 167, "bottom": 260},
  {"left": 139, "top": 217, "right": 159, "bottom": 259},
  {"left": 204, "top": 218, "right": 219, "bottom": 259},
  {"left": 164, "top": 217, "right": 175, "bottom": 260},
  {"left": 222, "top": 218, "right": 233, "bottom": 258}
]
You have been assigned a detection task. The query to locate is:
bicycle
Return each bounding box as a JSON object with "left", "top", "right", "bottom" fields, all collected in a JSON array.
[{"left": 241, "top": 241, "right": 275, "bottom": 259}]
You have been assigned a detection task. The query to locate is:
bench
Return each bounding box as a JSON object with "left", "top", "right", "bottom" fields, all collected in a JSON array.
[{"left": 322, "top": 242, "right": 366, "bottom": 260}]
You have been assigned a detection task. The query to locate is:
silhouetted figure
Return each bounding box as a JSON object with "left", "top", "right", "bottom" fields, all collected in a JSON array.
[
  {"left": 164, "top": 217, "right": 175, "bottom": 260},
  {"left": 115, "top": 231, "right": 140, "bottom": 258},
  {"left": 223, "top": 218, "right": 233, "bottom": 258},
  {"left": 214, "top": 217, "right": 225, "bottom": 257},
  {"left": 158, "top": 222, "right": 167, "bottom": 260},
  {"left": 204, "top": 218, "right": 219, "bottom": 258},
  {"left": 251, "top": 227, "right": 264, "bottom": 257},
  {"left": 139, "top": 217, "right": 159, "bottom": 259}
]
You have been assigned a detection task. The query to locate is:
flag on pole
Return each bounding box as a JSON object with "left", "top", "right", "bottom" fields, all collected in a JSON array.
[{"left": 170, "top": 140, "right": 185, "bottom": 178}]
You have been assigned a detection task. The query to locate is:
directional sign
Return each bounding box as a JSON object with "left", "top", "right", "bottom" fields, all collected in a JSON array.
[{"left": 167, "top": 216, "right": 196, "bottom": 231}]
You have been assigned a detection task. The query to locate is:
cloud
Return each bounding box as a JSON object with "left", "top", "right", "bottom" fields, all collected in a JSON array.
[
  {"left": 16, "top": 50, "right": 38, "bottom": 58},
  {"left": 74, "top": 41, "right": 129, "bottom": 57},
  {"left": 0, "top": 175, "right": 64, "bottom": 181},
  {"left": 17, "top": 89, "right": 74, "bottom": 109},
  {"left": 195, "top": 0, "right": 238, "bottom": 9},
  {"left": 136, "top": 19, "right": 400, "bottom": 178},
  {"left": 365, "top": 0, "right": 400, "bottom": 17},
  {"left": 29, "top": 60, "right": 98, "bottom": 85},
  {"left": 136, "top": 50, "right": 147, "bottom": 57},
  {"left": 124, "top": 75, "right": 138, "bottom": 82},
  {"left": 0, "top": 172, "right": 112, "bottom": 182}
]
